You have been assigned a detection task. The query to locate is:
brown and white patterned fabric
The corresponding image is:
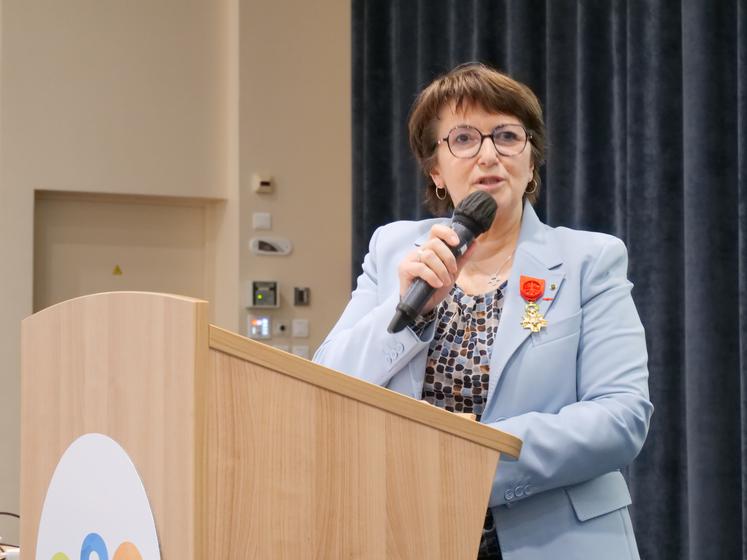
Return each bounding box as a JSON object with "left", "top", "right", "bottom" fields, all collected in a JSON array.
[{"left": 418, "top": 284, "right": 505, "bottom": 420}]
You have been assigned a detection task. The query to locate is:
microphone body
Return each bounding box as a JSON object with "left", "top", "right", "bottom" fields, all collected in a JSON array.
[{"left": 387, "top": 221, "right": 477, "bottom": 333}]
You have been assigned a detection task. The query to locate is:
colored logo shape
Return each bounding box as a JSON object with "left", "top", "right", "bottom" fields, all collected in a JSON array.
[
  {"left": 36, "top": 434, "right": 161, "bottom": 559},
  {"left": 49, "top": 532, "right": 142, "bottom": 559}
]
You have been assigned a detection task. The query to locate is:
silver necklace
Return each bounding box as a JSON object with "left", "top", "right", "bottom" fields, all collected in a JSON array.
[{"left": 468, "top": 251, "right": 515, "bottom": 289}]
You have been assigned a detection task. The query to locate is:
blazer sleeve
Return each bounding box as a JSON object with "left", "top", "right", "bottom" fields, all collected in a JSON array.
[
  {"left": 313, "top": 225, "right": 434, "bottom": 386},
  {"left": 487, "top": 236, "right": 654, "bottom": 506}
]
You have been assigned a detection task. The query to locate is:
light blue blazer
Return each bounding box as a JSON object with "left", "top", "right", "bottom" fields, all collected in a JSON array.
[{"left": 314, "top": 202, "right": 653, "bottom": 560}]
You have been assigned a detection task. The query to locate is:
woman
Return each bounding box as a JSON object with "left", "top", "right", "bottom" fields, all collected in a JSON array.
[{"left": 314, "top": 63, "right": 652, "bottom": 560}]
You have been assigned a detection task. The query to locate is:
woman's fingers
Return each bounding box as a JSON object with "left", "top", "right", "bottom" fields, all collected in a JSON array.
[
  {"left": 398, "top": 244, "right": 450, "bottom": 299},
  {"left": 424, "top": 240, "right": 458, "bottom": 277},
  {"left": 406, "top": 253, "right": 444, "bottom": 288},
  {"left": 415, "top": 246, "right": 452, "bottom": 287},
  {"left": 425, "top": 225, "right": 460, "bottom": 271},
  {"left": 398, "top": 224, "right": 466, "bottom": 313},
  {"left": 429, "top": 224, "right": 460, "bottom": 248}
]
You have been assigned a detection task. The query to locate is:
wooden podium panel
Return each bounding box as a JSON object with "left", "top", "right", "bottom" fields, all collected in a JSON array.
[
  {"left": 21, "top": 292, "right": 208, "bottom": 559},
  {"left": 21, "top": 293, "right": 521, "bottom": 559}
]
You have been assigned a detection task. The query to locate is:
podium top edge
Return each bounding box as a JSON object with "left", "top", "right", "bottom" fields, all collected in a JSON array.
[
  {"left": 25, "top": 292, "right": 208, "bottom": 321},
  {"left": 208, "top": 325, "right": 523, "bottom": 458}
]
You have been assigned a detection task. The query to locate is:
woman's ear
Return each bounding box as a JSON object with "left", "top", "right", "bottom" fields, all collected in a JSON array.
[{"left": 430, "top": 166, "right": 443, "bottom": 188}]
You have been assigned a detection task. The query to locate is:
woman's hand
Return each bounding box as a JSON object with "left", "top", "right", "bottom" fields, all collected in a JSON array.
[{"left": 398, "top": 224, "right": 475, "bottom": 314}]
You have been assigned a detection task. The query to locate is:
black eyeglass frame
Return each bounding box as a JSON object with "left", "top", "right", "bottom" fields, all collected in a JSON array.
[{"left": 435, "top": 124, "right": 534, "bottom": 158}]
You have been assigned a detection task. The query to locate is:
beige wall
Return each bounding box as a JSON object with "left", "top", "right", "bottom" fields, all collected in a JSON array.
[
  {"left": 239, "top": 0, "right": 351, "bottom": 352},
  {"left": 0, "top": 0, "right": 350, "bottom": 547}
]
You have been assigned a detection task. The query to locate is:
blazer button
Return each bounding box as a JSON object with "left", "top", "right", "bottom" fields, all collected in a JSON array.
[
  {"left": 395, "top": 342, "right": 405, "bottom": 352},
  {"left": 515, "top": 486, "right": 524, "bottom": 497},
  {"left": 525, "top": 485, "right": 533, "bottom": 496},
  {"left": 504, "top": 489, "right": 514, "bottom": 501},
  {"left": 384, "top": 355, "right": 393, "bottom": 367}
]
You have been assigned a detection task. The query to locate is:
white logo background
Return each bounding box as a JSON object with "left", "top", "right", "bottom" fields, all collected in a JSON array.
[{"left": 36, "top": 433, "right": 161, "bottom": 559}]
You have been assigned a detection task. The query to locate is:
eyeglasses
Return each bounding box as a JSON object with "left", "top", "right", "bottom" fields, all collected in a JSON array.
[{"left": 436, "top": 124, "right": 532, "bottom": 158}]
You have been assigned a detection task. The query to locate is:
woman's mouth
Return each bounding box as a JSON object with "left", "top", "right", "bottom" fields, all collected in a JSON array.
[{"left": 475, "top": 176, "right": 504, "bottom": 187}]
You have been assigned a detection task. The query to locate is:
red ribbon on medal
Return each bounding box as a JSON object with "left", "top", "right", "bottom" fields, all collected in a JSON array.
[{"left": 520, "top": 276, "right": 545, "bottom": 302}]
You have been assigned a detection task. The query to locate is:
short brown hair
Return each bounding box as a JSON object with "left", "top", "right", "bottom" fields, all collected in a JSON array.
[{"left": 408, "top": 62, "right": 546, "bottom": 215}]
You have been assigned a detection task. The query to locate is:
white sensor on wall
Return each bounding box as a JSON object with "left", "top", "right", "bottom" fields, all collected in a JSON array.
[{"left": 249, "top": 237, "right": 292, "bottom": 256}]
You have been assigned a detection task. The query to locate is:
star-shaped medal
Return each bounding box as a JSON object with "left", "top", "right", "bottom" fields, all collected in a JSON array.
[{"left": 521, "top": 301, "right": 548, "bottom": 333}]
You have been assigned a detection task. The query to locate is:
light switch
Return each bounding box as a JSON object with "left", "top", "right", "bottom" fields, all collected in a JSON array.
[
  {"left": 292, "top": 318, "right": 309, "bottom": 338},
  {"left": 253, "top": 212, "right": 272, "bottom": 230},
  {"left": 291, "top": 345, "right": 310, "bottom": 359}
]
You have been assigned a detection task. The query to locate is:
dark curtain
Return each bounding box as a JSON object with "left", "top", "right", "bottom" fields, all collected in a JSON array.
[{"left": 352, "top": 1, "right": 747, "bottom": 558}]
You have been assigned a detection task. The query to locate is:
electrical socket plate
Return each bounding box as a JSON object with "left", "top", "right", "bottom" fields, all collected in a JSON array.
[
  {"left": 292, "top": 318, "right": 309, "bottom": 338},
  {"left": 252, "top": 212, "right": 272, "bottom": 230}
]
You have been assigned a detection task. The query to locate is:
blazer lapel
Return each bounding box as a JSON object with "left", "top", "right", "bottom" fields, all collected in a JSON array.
[{"left": 485, "top": 203, "right": 565, "bottom": 412}]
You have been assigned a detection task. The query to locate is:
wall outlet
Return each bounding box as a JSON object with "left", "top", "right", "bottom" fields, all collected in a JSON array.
[
  {"left": 252, "top": 212, "right": 272, "bottom": 230},
  {"left": 291, "top": 345, "right": 309, "bottom": 359},
  {"left": 274, "top": 320, "right": 289, "bottom": 336},
  {"left": 292, "top": 318, "right": 309, "bottom": 338}
]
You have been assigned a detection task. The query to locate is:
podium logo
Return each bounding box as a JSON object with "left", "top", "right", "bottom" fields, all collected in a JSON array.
[
  {"left": 50, "top": 532, "right": 142, "bottom": 560},
  {"left": 36, "top": 434, "right": 161, "bottom": 560}
]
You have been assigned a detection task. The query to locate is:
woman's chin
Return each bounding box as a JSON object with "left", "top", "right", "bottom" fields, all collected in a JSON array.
[{"left": 472, "top": 182, "right": 505, "bottom": 194}]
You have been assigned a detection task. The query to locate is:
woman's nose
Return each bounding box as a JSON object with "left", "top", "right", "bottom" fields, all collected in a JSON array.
[{"left": 476, "top": 135, "right": 499, "bottom": 166}]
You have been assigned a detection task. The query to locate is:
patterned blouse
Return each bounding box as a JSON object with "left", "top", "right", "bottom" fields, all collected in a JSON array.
[
  {"left": 415, "top": 282, "right": 506, "bottom": 560},
  {"left": 419, "top": 283, "right": 505, "bottom": 421}
]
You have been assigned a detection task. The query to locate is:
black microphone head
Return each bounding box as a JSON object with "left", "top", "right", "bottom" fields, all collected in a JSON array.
[{"left": 452, "top": 191, "right": 497, "bottom": 235}]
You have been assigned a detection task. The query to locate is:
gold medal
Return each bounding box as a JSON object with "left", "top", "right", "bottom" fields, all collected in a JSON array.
[
  {"left": 521, "top": 301, "right": 548, "bottom": 333},
  {"left": 519, "top": 276, "right": 548, "bottom": 333}
]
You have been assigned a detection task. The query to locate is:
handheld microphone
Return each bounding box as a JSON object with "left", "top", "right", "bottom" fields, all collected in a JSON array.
[{"left": 387, "top": 190, "right": 497, "bottom": 333}]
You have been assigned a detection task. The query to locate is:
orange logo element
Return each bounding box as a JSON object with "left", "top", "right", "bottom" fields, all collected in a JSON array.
[{"left": 113, "top": 542, "right": 143, "bottom": 560}]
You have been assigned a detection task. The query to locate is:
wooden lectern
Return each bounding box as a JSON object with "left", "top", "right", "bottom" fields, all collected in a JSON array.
[{"left": 21, "top": 292, "right": 521, "bottom": 558}]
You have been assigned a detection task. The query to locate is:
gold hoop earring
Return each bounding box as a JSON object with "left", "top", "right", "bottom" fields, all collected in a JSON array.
[
  {"left": 435, "top": 185, "right": 447, "bottom": 200},
  {"left": 525, "top": 178, "right": 538, "bottom": 195}
]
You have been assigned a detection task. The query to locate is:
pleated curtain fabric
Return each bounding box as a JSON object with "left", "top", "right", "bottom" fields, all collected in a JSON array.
[{"left": 352, "top": 1, "right": 747, "bottom": 558}]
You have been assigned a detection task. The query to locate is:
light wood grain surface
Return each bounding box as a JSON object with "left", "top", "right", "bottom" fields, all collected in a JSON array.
[
  {"left": 204, "top": 348, "right": 500, "bottom": 558},
  {"left": 21, "top": 292, "right": 208, "bottom": 559},
  {"left": 209, "top": 325, "right": 522, "bottom": 458}
]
